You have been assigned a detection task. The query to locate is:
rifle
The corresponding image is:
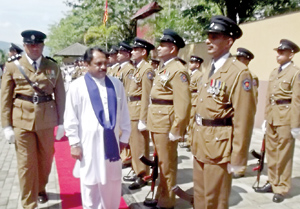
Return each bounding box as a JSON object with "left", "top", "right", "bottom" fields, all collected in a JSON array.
[
  {"left": 172, "top": 185, "right": 194, "bottom": 206},
  {"left": 250, "top": 134, "right": 266, "bottom": 189},
  {"left": 139, "top": 152, "right": 158, "bottom": 207}
]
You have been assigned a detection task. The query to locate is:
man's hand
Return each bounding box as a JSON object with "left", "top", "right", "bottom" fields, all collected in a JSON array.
[
  {"left": 227, "top": 163, "right": 243, "bottom": 174},
  {"left": 56, "top": 125, "right": 65, "bottom": 140},
  {"left": 4, "top": 126, "right": 15, "bottom": 144},
  {"left": 291, "top": 128, "right": 300, "bottom": 139},
  {"left": 169, "top": 132, "right": 181, "bottom": 141},
  {"left": 138, "top": 120, "right": 147, "bottom": 131},
  {"left": 120, "top": 142, "right": 128, "bottom": 152},
  {"left": 71, "top": 146, "right": 82, "bottom": 161}
]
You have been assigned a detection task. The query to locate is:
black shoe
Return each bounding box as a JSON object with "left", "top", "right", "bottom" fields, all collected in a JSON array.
[
  {"left": 273, "top": 193, "right": 284, "bottom": 203},
  {"left": 123, "top": 174, "right": 137, "bottom": 182},
  {"left": 38, "top": 191, "right": 48, "bottom": 204},
  {"left": 232, "top": 173, "right": 245, "bottom": 179},
  {"left": 143, "top": 199, "right": 157, "bottom": 207},
  {"left": 254, "top": 182, "right": 273, "bottom": 193},
  {"left": 128, "top": 177, "right": 147, "bottom": 190}
]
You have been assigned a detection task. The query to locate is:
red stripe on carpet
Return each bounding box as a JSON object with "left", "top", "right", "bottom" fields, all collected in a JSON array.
[{"left": 54, "top": 128, "right": 129, "bottom": 209}]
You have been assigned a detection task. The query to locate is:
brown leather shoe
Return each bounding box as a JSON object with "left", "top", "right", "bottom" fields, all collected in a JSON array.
[
  {"left": 38, "top": 191, "right": 48, "bottom": 204},
  {"left": 273, "top": 193, "right": 285, "bottom": 203},
  {"left": 254, "top": 182, "right": 273, "bottom": 193}
]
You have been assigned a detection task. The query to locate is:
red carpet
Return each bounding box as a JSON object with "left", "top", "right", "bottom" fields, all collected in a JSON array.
[{"left": 54, "top": 128, "right": 129, "bottom": 209}]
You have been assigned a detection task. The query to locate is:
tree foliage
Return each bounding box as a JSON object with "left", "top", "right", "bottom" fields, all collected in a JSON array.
[
  {"left": 207, "top": 0, "right": 300, "bottom": 23},
  {"left": 47, "top": 0, "right": 300, "bottom": 57}
]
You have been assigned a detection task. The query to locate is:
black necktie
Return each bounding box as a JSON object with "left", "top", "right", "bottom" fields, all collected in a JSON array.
[
  {"left": 33, "top": 61, "right": 37, "bottom": 70},
  {"left": 208, "top": 63, "right": 215, "bottom": 78},
  {"left": 278, "top": 66, "right": 282, "bottom": 74}
]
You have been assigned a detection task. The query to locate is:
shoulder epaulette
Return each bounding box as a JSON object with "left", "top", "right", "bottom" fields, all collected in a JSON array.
[
  {"left": 46, "top": 56, "right": 57, "bottom": 63},
  {"left": 7, "top": 54, "right": 22, "bottom": 62}
]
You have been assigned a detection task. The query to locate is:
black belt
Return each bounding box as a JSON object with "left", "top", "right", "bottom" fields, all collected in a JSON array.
[
  {"left": 151, "top": 99, "right": 173, "bottom": 105},
  {"left": 275, "top": 99, "right": 291, "bottom": 105},
  {"left": 195, "top": 114, "right": 232, "bottom": 126},
  {"left": 128, "top": 96, "right": 141, "bottom": 102},
  {"left": 191, "top": 89, "right": 198, "bottom": 93},
  {"left": 16, "top": 94, "right": 53, "bottom": 104}
]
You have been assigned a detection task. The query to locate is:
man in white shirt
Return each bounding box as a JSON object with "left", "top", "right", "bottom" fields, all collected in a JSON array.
[{"left": 64, "top": 47, "right": 131, "bottom": 209}]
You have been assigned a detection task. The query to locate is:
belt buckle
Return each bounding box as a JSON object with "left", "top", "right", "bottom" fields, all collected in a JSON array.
[
  {"left": 195, "top": 114, "right": 203, "bottom": 126},
  {"left": 33, "top": 94, "right": 39, "bottom": 104}
]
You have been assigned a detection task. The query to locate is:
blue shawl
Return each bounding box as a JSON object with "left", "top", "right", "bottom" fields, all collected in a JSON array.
[{"left": 84, "top": 73, "right": 120, "bottom": 162}]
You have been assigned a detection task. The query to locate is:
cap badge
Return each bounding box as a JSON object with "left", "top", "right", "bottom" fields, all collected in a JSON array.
[{"left": 31, "top": 35, "right": 35, "bottom": 40}]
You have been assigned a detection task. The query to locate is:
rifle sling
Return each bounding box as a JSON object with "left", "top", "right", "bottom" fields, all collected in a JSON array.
[{"left": 14, "top": 60, "right": 47, "bottom": 96}]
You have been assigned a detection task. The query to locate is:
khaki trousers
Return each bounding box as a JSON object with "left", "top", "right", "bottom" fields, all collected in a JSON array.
[
  {"left": 14, "top": 127, "right": 55, "bottom": 209},
  {"left": 186, "top": 105, "right": 196, "bottom": 146},
  {"left": 266, "top": 124, "right": 295, "bottom": 195},
  {"left": 151, "top": 132, "right": 178, "bottom": 208},
  {"left": 193, "top": 158, "right": 232, "bottom": 209},
  {"left": 129, "top": 120, "right": 149, "bottom": 177}
]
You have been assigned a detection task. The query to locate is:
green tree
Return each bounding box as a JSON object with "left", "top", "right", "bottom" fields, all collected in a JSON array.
[
  {"left": 207, "top": 0, "right": 300, "bottom": 23},
  {"left": 0, "top": 49, "right": 7, "bottom": 65}
]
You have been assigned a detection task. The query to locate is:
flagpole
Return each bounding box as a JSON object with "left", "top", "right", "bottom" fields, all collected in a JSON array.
[{"left": 103, "top": 0, "right": 108, "bottom": 50}]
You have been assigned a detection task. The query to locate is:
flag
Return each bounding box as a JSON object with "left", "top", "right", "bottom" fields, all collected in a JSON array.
[{"left": 103, "top": 0, "right": 108, "bottom": 25}]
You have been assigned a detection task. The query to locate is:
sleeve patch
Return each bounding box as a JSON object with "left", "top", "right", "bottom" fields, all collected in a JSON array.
[
  {"left": 180, "top": 73, "right": 188, "bottom": 82},
  {"left": 147, "top": 71, "right": 154, "bottom": 80},
  {"left": 243, "top": 78, "right": 252, "bottom": 91}
]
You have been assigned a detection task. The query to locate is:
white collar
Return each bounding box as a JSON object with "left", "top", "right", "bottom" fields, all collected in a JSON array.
[
  {"left": 212, "top": 52, "right": 230, "bottom": 72},
  {"left": 120, "top": 61, "right": 129, "bottom": 68},
  {"left": 26, "top": 54, "right": 42, "bottom": 67},
  {"left": 281, "top": 61, "right": 292, "bottom": 70}
]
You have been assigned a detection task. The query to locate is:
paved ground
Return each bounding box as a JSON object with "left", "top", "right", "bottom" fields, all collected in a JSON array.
[{"left": 1, "top": 126, "right": 300, "bottom": 209}]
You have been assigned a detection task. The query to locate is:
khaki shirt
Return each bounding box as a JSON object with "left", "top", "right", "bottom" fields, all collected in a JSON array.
[
  {"left": 251, "top": 71, "right": 259, "bottom": 105},
  {"left": 108, "top": 63, "right": 120, "bottom": 77},
  {"left": 190, "top": 70, "right": 203, "bottom": 106},
  {"left": 127, "top": 60, "right": 154, "bottom": 122},
  {"left": 191, "top": 56, "right": 256, "bottom": 165},
  {"left": 118, "top": 62, "right": 135, "bottom": 96},
  {"left": 147, "top": 58, "right": 191, "bottom": 136},
  {"left": 1, "top": 56, "right": 65, "bottom": 131},
  {"left": 264, "top": 62, "right": 300, "bottom": 128}
]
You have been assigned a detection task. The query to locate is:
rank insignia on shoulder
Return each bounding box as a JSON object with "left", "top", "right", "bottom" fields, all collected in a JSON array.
[
  {"left": 243, "top": 78, "right": 252, "bottom": 91},
  {"left": 46, "top": 56, "right": 57, "bottom": 63},
  {"left": 147, "top": 71, "right": 154, "bottom": 80},
  {"left": 7, "top": 54, "right": 22, "bottom": 62},
  {"left": 180, "top": 73, "right": 188, "bottom": 82}
]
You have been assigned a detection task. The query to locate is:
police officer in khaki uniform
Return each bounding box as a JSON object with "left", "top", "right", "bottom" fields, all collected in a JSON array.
[
  {"left": 116, "top": 41, "right": 135, "bottom": 91},
  {"left": 255, "top": 39, "right": 300, "bottom": 203},
  {"left": 1, "top": 30, "right": 65, "bottom": 209},
  {"left": 233, "top": 47, "right": 258, "bottom": 178},
  {"left": 107, "top": 45, "right": 119, "bottom": 76},
  {"left": 191, "top": 16, "right": 256, "bottom": 209},
  {"left": 123, "top": 38, "right": 155, "bottom": 190},
  {"left": 116, "top": 41, "right": 135, "bottom": 167},
  {"left": 150, "top": 58, "right": 160, "bottom": 72},
  {"left": 8, "top": 43, "right": 23, "bottom": 57},
  {"left": 147, "top": 29, "right": 191, "bottom": 209},
  {"left": 184, "top": 55, "right": 203, "bottom": 152}
]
